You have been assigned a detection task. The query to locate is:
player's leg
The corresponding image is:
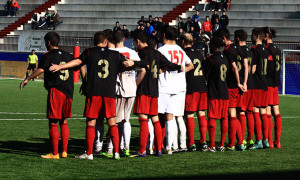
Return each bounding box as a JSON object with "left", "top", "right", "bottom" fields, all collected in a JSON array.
[
  {"left": 147, "top": 118, "right": 154, "bottom": 154},
  {"left": 207, "top": 99, "right": 218, "bottom": 152},
  {"left": 94, "top": 115, "right": 104, "bottom": 153},
  {"left": 165, "top": 113, "right": 176, "bottom": 154},
  {"left": 185, "top": 92, "right": 197, "bottom": 150},
  {"left": 266, "top": 105, "right": 274, "bottom": 148},
  {"left": 273, "top": 105, "right": 282, "bottom": 148},
  {"left": 238, "top": 110, "right": 247, "bottom": 147},
  {"left": 41, "top": 119, "right": 60, "bottom": 159},
  {"left": 176, "top": 116, "right": 187, "bottom": 151},
  {"left": 123, "top": 97, "right": 135, "bottom": 154},
  {"left": 172, "top": 116, "right": 179, "bottom": 152},
  {"left": 115, "top": 96, "right": 124, "bottom": 152},
  {"left": 250, "top": 106, "right": 263, "bottom": 149},
  {"left": 107, "top": 117, "right": 120, "bottom": 159},
  {"left": 260, "top": 107, "right": 269, "bottom": 148},
  {"left": 197, "top": 110, "right": 208, "bottom": 151},
  {"left": 59, "top": 118, "right": 69, "bottom": 158},
  {"left": 151, "top": 115, "right": 162, "bottom": 156},
  {"left": 219, "top": 99, "right": 229, "bottom": 151}
]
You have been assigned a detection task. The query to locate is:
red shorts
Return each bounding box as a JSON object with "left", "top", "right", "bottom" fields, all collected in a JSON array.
[
  {"left": 238, "top": 89, "right": 254, "bottom": 111},
  {"left": 134, "top": 94, "right": 158, "bottom": 116},
  {"left": 253, "top": 89, "right": 269, "bottom": 108},
  {"left": 228, "top": 88, "right": 241, "bottom": 108},
  {"left": 207, "top": 99, "right": 229, "bottom": 119},
  {"left": 268, "top": 87, "right": 279, "bottom": 106},
  {"left": 47, "top": 88, "right": 72, "bottom": 119},
  {"left": 84, "top": 96, "right": 116, "bottom": 119},
  {"left": 185, "top": 91, "right": 207, "bottom": 112}
]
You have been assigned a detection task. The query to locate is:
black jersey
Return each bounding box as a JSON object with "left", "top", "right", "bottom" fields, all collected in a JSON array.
[
  {"left": 237, "top": 45, "right": 255, "bottom": 90},
  {"left": 184, "top": 47, "right": 207, "bottom": 94},
  {"left": 135, "top": 46, "right": 181, "bottom": 97},
  {"left": 252, "top": 44, "right": 269, "bottom": 91},
  {"left": 223, "top": 44, "right": 238, "bottom": 89},
  {"left": 266, "top": 43, "right": 282, "bottom": 87},
  {"left": 79, "top": 47, "right": 126, "bottom": 98},
  {"left": 205, "top": 52, "right": 229, "bottom": 99},
  {"left": 38, "top": 49, "right": 74, "bottom": 98}
]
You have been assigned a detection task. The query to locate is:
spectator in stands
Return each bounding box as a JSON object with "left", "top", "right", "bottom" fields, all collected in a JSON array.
[
  {"left": 203, "top": 0, "right": 211, "bottom": 11},
  {"left": 184, "top": 17, "right": 193, "bottom": 32},
  {"left": 221, "top": 0, "right": 229, "bottom": 11},
  {"left": 157, "top": 17, "right": 165, "bottom": 32},
  {"left": 193, "top": 16, "right": 202, "bottom": 33},
  {"left": 8, "top": 0, "right": 18, "bottom": 17},
  {"left": 212, "top": 17, "right": 221, "bottom": 33},
  {"left": 178, "top": 17, "right": 184, "bottom": 33},
  {"left": 151, "top": 30, "right": 157, "bottom": 37},
  {"left": 4, "top": 0, "right": 12, "bottom": 16},
  {"left": 113, "top": 21, "right": 121, "bottom": 31},
  {"left": 210, "top": 0, "right": 217, "bottom": 11},
  {"left": 48, "top": 10, "right": 59, "bottom": 30},
  {"left": 220, "top": 11, "right": 229, "bottom": 28},
  {"left": 132, "top": 25, "right": 141, "bottom": 38},
  {"left": 31, "top": 11, "right": 41, "bottom": 29},
  {"left": 140, "top": 25, "right": 145, "bottom": 31},
  {"left": 39, "top": 10, "right": 51, "bottom": 29},
  {"left": 202, "top": 16, "right": 213, "bottom": 38},
  {"left": 152, "top": 17, "right": 159, "bottom": 31},
  {"left": 149, "top": 15, "right": 153, "bottom": 25},
  {"left": 145, "top": 21, "right": 154, "bottom": 37},
  {"left": 216, "top": 0, "right": 222, "bottom": 11},
  {"left": 192, "top": 10, "right": 200, "bottom": 22},
  {"left": 211, "top": 10, "right": 219, "bottom": 25},
  {"left": 122, "top": 25, "right": 130, "bottom": 38},
  {"left": 137, "top": 16, "right": 145, "bottom": 26}
]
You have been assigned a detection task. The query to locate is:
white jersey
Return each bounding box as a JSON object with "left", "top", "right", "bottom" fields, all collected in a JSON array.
[
  {"left": 114, "top": 47, "right": 140, "bottom": 97},
  {"left": 158, "top": 44, "right": 191, "bottom": 94}
]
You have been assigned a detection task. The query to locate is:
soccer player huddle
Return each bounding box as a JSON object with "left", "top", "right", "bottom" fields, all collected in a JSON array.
[{"left": 20, "top": 25, "right": 282, "bottom": 160}]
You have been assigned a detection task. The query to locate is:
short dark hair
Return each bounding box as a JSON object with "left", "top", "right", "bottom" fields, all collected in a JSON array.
[
  {"left": 163, "top": 26, "right": 177, "bottom": 41},
  {"left": 134, "top": 31, "right": 148, "bottom": 43},
  {"left": 31, "top": 49, "right": 35, "bottom": 52},
  {"left": 44, "top": 31, "right": 59, "bottom": 47},
  {"left": 209, "top": 36, "right": 225, "bottom": 54},
  {"left": 113, "top": 30, "right": 124, "bottom": 44},
  {"left": 147, "top": 36, "right": 158, "bottom": 49},
  {"left": 263, "top": 26, "right": 277, "bottom": 39},
  {"left": 252, "top": 28, "right": 265, "bottom": 41},
  {"left": 94, "top": 31, "right": 106, "bottom": 46},
  {"left": 234, "top": 29, "right": 248, "bottom": 42},
  {"left": 213, "top": 28, "right": 230, "bottom": 40},
  {"left": 103, "top": 29, "right": 114, "bottom": 44}
]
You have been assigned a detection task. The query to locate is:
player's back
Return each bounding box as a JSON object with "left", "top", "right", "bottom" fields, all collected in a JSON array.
[
  {"left": 237, "top": 45, "right": 255, "bottom": 90},
  {"left": 114, "top": 47, "right": 140, "bottom": 97},
  {"left": 251, "top": 44, "right": 269, "bottom": 91},
  {"left": 79, "top": 47, "right": 125, "bottom": 98},
  {"left": 205, "top": 52, "right": 229, "bottom": 99},
  {"left": 184, "top": 47, "right": 207, "bottom": 94},
  {"left": 265, "top": 43, "right": 281, "bottom": 87},
  {"left": 158, "top": 44, "right": 191, "bottom": 94},
  {"left": 39, "top": 49, "right": 74, "bottom": 98},
  {"left": 223, "top": 44, "right": 238, "bottom": 89}
]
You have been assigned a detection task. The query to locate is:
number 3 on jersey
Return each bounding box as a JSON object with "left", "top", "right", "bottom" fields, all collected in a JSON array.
[
  {"left": 98, "top": 59, "right": 109, "bottom": 78},
  {"left": 59, "top": 62, "right": 69, "bottom": 81}
]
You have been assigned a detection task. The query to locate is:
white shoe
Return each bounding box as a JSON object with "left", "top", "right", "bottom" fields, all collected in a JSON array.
[
  {"left": 167, "top": 149, "right": 173, "bottom": 155},
  {"left": 13, "top": 15, "right": 15, "bottom": 17},
  {"left": 7, "top": 15, "right": 11, "bottom": 17},
  {"left": 114, "top": 153, "right": 120, "bottom": 160},
  {"left": 149, "top": 149, "right": 154, "bottom": 155},
  {"left": 75, "top": 152, "right": 93, "bottom": 160},
  {"left": 208, "top": 147, "right": 216, "bottom": 153}
]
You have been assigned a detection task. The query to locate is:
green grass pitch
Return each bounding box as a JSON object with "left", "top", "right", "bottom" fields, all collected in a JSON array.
[{"left": 0, "top": 78, "right": 299, "bottom": 179}]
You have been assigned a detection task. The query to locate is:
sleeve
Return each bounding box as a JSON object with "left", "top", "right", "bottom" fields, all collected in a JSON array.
[
  {"left": 134, "top": 49, "right": 150, "bottom": 67},
  {"left": 160, "top": 53, "right": 180, "bottom": 70},
  {"left": 37, "top": 55, "right": 48, "bottom": 70},
  {"left": 225, "top": 49, "right": 236, "bottom": 64},
  {"left": 78, "top": 48, "right": 89, "bottom": 65},
  {"left": 204, "top": 57, "right": 212, "bottom": 78}
]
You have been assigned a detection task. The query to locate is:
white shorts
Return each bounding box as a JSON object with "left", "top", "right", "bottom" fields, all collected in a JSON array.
[
  {"left": 158, "top": 92, "right": 186, "bottom": 116},
  {"left": 116, "top": 96, "right": 135, "bottom": 123}
]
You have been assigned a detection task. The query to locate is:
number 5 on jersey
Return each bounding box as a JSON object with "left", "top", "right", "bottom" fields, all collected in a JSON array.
[{"left": 59, "top": 62, "right": 69, "bottom": 81}]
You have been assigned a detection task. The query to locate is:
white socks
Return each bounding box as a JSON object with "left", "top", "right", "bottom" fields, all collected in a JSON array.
[
  {"left": 176, "top": 116, "right": 187, "bottom": 149},
  {"left": 166, "top": 118, "right": 176, "bottom": 150},
  {"left": 94, "top": 124, "right": 104, "bottom": 151},
  {"left": 147, "top": 118, "right": 154, "bottom": 150}
]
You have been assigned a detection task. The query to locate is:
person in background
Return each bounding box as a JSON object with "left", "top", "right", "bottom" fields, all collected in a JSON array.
[
  {"left": 8, "top": 0, "right": 18, "bottom": 17},
  {"left": 220, "top": 11, "right": 229, "bottom": 28},
  {"left": 193, "top": 16, "right": 202, "bottom": 34},
  {"left": 4, "top": 0, "right": 12, "bottom": 16},
  {"left": 212, "top": 17, "right": 221, "bottom": 33},
  {"left": 202, "top": 16, "right": 213, "bottom": 38},
  {"left": 152, "top": 17, "right": 159, "bottom": 31},
  {"left": 122, "top": 25, "right": 130, "bottom": 38},
  {"left": 148, "top": 15, "right": 153, "bottom": 25},
  {"left": 192, "top": 10, "right": 200, "bottom": 22},
  {"left": 48, "top": 10, "right": 59, "bottom": 30},
  {"left": 221, "top": 0, "right": 229, "bottom": 11},
  {"left": 39, "top": 10, "right": 51, "bottom": 29},
  {"left": 184, "top": 17, "right": 193, "bottom": 32},
  {"left": 203, "top": 0, "right": 211, "bottom": 11},
  {"left": 26, "top": 49, "right": 38, "bottom": 80},
  {"left": 137, "top": 16, "right": 145, "bottom": 26},
  {"left": 211, "top": 10, "right": 219, "bottom": 25},
  {"left": 31, "top": 11, "right": 41, "bottom": 29},
  {"left": 178, "top": 17, "right": 185, "bottom": 33},
  {"left": 210, "top": 0, "right": 217, "bottom": 11},
  {"left": 113, "top": 21, "right": 121, "bottom": 31},
  {"left": 145, "top": 21, "right": 154, "bottom": 37}
]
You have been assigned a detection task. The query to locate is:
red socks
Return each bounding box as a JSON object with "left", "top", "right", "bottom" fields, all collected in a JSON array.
[
  {"left": 60, "top": 123, "right": 69, "bottom": 153},
  {"left": 138, "top": 118, "right": 149, "bottom": 154},
  {"left": 198, "top": 116, "right": 207, "bottom": 144},
  {"left": 267, "top": 115, "right": 273, "bottom": 147},
  {"left": 186, "top": 117, "right": 195, "bottom": 146},
  {"left": 86, "top": 125, "right": 95, "bottom": 155},
  {"left": 160, "top": 119, "right": 166, "bottom": 149},
  {"left": 49, "top": 124, "right": 59, "bottom": 155},
  {"left": 228, "top": 117, "right": 237, "bottom": 147},
  {"left": 274, "top": 114, "right": 282, "bottom": 145},
  {"left": 246, "top": 111, "right": 254, "bottom": 141},
  {"left": 238, "top": 114, "right": 246, "bottom": 141},
  {"left": 110, "top": 125, "right": 120, "bottom": 154},
  {"left": 261, "top": 114, "right": 269, "bottom": 140},
  {"left": 208, "top": 118, "right": 216, "bottom": 148},
  {"left": 220, "top": 118, "right": 228, "bottom": 147},
  {"left": 153, "top": 121, "right": 162, "bottom": 152},
  {"left": 253, "top": 112, "right": 262, "bottom": 141}
]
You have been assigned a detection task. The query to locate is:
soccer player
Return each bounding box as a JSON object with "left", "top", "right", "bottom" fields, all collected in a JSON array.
[
  {"left": 157, "top": 26, "right": 194, "bottom": 155},
  {"left": 214, "top": 28, "right": 245, "bottom": 151},
  {"left": 249, "top": 28, "right": 270, "bottom": 149},
  {"left": 113, "top": 30, "right": 140, "bottom": 156},
  {"left": 264, "top": 26, "right": 282, "bottom": 148},
  {"left": 234, "top": 29, "right": 256, "bottom": 149},
  {"left": 123, "top": 31, "right": 183, "bottom": 157},
  {"left": 181, "top": 32, "right": 208, "bottom": 151},
  {"left": 20, "top": 32, "right": 74, "bottom": 159},
  {"left": 205, "top": 36, "right": 229, "bottom": 152},
  {"left": 49, "top": 31, "right": 127, "bottom": 160},
  {"left": 26, "top": 49, "right": 38, "bottom": 80}
]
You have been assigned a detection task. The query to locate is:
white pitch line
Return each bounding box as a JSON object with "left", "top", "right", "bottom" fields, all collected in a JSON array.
[{"left": 0, "top": 112, "right": 83, "bottom": 117}]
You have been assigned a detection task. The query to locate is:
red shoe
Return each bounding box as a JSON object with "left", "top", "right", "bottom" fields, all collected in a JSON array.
[{"left": 274, "top": 142, "right": 281, "bottom": 149}]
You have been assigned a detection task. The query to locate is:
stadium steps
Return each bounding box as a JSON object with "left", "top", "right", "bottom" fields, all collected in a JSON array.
[
  {"left": 162, "top": 0, "right": 202, "bottom": 24},
  {"left": 0, "top": 0, "right": 61, "bottom": 39}
]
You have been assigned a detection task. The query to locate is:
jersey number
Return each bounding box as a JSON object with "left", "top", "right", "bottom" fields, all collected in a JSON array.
[
  {"left": 220, "top": 64, "right": 227, "bottom": 81},
  {"left": 193, "top": 59, "right": 203, "bottom": 76},
  {"left": 248, "top": 57, "right": 252, "bottom": 74},
  {"left": 276, "top": 55, "right": 280, "bottom": 71},
  {"left": 168, "top": 50, "right": 184, "bottom": 65},
  {"left": 262, "top": 58, "right": 268, "bottom": 75},
  {"left": 237, "top": 55, "right": 242, "bottom": 72},
  {"left": 151, "top": 60, "right": 158, "bottom": 79},
  {"left": 98, "top": 59, "right": 109, "bottom": 78},
  {"left": 59, "top": 62, "right": 69, "bottom": 81}
]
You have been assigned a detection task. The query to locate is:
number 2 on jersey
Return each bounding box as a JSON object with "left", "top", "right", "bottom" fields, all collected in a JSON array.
[
  {"left": 193, "top": 59, "right": 203, "bottom": 76},
  {"left": 59, "top": 62, "right": 69, "bottom": 81},
  {"left": 98, "top": 59, "right": 109, "bottom": 78}
]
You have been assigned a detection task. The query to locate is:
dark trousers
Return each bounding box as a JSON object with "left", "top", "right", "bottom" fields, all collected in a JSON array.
[{"left": 8, "top": 7, "right": 18, "bottom": 16}]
